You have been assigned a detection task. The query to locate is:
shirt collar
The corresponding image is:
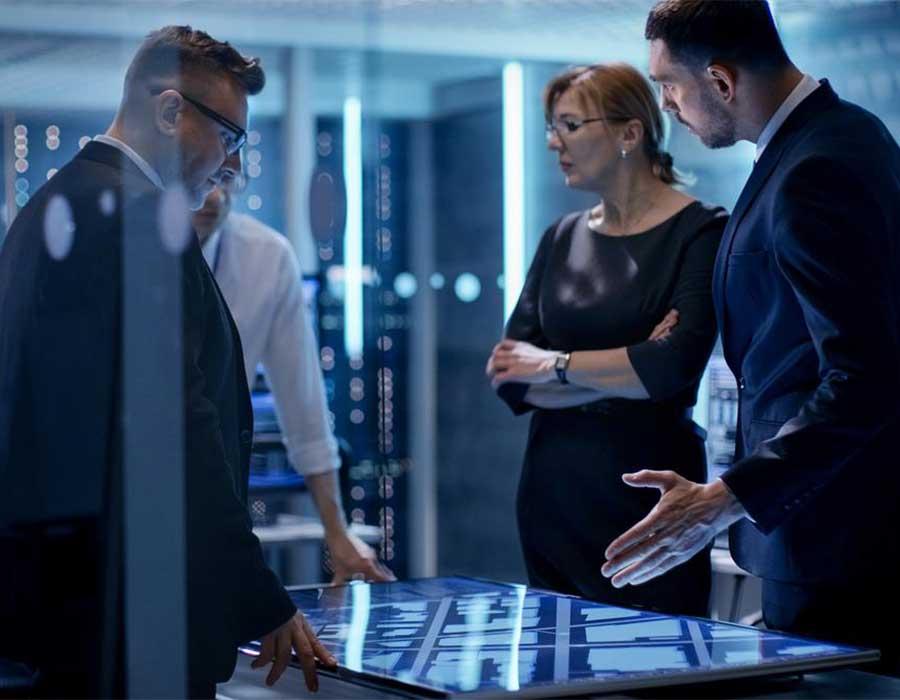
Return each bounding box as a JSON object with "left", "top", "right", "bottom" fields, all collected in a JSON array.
[
  {"left": 755, "top": 74, "right": 820, "bottom": 162},
  {"left": 200, "top": 213, "right": 236, "bottom": 272},
  {"left": 201, "top": 229, "right": 222, "bottom": 270},
  {"left": 93, "top": 134, "right": 165, "bottom": 190}
]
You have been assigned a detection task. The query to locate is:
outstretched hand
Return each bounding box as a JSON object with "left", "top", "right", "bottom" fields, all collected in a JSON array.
[{"left": 601, "top": 471, "right": 746, "bottom": 588}]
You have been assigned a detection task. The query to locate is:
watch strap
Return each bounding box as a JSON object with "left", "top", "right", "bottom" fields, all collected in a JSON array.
[{"left": 554, "top": 352, "right": 571, "bottom": 384}]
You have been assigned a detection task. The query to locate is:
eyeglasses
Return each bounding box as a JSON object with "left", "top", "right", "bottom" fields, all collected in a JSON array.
[
  {"left": 544, "top": 116, "right": 622, "bottom": 140},
  {"left": 151, "top": 88, "right": 247, "bottom": 155}
]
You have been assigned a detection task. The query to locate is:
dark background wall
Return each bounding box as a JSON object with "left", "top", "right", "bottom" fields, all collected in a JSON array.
[{"left": 432, "top": 86, "right": 530, "bottom": 582}]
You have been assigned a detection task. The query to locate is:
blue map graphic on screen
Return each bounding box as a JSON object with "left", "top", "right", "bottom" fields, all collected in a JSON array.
[{"left": 276, "top": 577, "right": 875, "bottom": 697}]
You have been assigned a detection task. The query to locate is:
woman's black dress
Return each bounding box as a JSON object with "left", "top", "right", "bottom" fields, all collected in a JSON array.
[{"left": 499, "top": 201, "right": 727, "bottom": 616}]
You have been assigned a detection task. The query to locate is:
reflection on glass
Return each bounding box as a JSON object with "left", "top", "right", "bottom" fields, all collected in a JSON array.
[
  {"left": 278, "top": 577, "right": 872, "bottom": 697},
  {"left": 458, "top": 595, "right": 489, "bottom": 691},
  {"left": 344, "top": 581, "right": 371, "bottom": 672},
  {"left": 505, "top": 584, "right": 527, "bottom": 691},
  {"left": 43, "top": 193, "right": 75, "bottom": 260}
]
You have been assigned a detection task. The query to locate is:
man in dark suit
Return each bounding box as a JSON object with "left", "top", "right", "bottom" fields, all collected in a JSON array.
[
  {"left": 0, "top": 26, "right": 335, "bottom": 697},
  {"left": 601, "top": 0, "right": 900, "bottom": 671}
]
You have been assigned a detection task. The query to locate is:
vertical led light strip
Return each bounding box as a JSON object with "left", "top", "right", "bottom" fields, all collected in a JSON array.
[
  {"left": 502, "top": 61, "right": 525, "bottom": 324},
  {"left": 343, "top": 95, "right": 364, "bottom": 360}
]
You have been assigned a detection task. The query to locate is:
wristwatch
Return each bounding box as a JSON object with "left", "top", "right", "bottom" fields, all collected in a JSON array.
[{"left": 554, "top": 352, "right": 572, "bottom": 384}]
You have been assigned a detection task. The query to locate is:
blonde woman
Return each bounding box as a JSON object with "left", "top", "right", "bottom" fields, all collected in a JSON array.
[{"left": 487, "top": 63, "right": 726, "bottom": 615}]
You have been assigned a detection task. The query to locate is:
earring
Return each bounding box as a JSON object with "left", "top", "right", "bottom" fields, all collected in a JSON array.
[{"left": 620, "top": 148, "right": 628, "bottom": 159}]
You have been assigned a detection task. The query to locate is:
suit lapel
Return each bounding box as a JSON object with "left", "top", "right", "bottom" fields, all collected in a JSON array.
[
  {"left": 713, "top": 148, "right": 784, "bottom": 333},
  {"left": 714, "top": 80, "right": 840, "bottom": 342}
]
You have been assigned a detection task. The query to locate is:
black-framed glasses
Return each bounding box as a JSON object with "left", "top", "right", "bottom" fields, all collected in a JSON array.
[
  {"left": 544, "top": 116, "right": 622, "bottom": 140},
  {"left": 151, "top": 88, "right": 247, "bottom": 155}
]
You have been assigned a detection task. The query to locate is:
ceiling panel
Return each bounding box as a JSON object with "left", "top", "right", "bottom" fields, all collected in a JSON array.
[{"left": 0, "top": 0, "right": 894, "bottom": 116}]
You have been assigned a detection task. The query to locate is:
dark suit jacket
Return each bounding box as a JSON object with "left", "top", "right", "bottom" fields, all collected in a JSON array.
[
  {"left": 716, "top": 81, "right": 900, "bottom": 584},
  {"left": 0, "top": 142, "right": 295, "bottom": 690}
]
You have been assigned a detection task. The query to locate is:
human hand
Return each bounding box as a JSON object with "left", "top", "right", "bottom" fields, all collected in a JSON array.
[
  {"left": 648, "top": 309, "right": 679, "bottom": 341},
  {"left": 601, "top": 474, "right": 746, "bottom": 588},
  {"left": 251, "top": 610, "right": 338, "bottom": 691},
  {"left": 328, "top": 530, "right": 396, "bottom": 584},
  {"left": 486, "top": 339, "right": 559, "bottom": 388}
]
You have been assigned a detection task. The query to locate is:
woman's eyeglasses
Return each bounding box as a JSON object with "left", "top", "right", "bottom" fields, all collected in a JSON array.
[{"left": 545, "top": 116, "right": 622, "bottom": 140}]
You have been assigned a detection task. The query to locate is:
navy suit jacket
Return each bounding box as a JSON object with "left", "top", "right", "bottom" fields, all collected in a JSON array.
[
  {"left": 0, "top": 142, "right": 294, "bottom": 688},
  {"left": 717, "top": 81, "right": 900, "bottom": 584}
]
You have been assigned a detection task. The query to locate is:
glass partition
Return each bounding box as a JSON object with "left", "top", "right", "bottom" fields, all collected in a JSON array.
[{"left": 2, "top": 0, "right": 899, "bottom": 694}]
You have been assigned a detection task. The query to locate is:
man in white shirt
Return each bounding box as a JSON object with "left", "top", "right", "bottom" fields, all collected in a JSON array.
[{"left": 193, "top": 184, "right": 394, "bottom": 584}]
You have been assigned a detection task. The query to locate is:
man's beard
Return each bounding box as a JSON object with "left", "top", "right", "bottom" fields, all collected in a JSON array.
[{"left": 695, "top": 88, "right": 738, "bottom": 149}]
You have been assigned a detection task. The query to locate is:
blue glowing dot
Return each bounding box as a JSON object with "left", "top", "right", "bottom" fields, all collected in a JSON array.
[
  {"left": 393, "top": 272, "right": 418, "bottom": 299},
  {"left": 454, "top": 273, "right": 481, "bottom": 303},
  {"left": 429, "top": 273, "right": 445, "bottom": 290}
]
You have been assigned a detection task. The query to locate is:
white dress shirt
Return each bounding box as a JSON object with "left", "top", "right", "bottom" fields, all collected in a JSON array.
[
  {"left": 92, "top": 134, "right": 165, "bottom": 190},
  {"left": 755, "top": 73, "right": 820, "bottom": 162},
  {"left": 203, "top": 212, "right": 340, "bottom": 475}
]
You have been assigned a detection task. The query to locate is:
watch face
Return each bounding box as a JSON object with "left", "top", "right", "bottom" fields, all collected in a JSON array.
[{"left": 554, "top": 353, "right": 569, "bottom": 383}]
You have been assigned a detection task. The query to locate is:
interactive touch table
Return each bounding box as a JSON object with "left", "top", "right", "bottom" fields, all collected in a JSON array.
[{"left": 240, "top": 576, "right": 879, "bottom": 698}]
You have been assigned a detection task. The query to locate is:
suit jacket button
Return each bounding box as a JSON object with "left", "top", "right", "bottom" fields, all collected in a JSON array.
[
  {"left": 738, "top": 377, "right": 746, "bottom": 390},
  {"left": 240, "top": 429, "right": 252, "bottom": 444}
]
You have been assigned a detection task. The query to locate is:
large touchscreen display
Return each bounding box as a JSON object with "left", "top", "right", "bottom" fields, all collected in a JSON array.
[{"left": 277, "top": 577, "right": 876, "bottom": 698}]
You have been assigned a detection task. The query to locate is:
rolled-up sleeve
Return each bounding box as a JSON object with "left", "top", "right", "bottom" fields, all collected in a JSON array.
[{"left": 261, "top": 242, "right": 340, "bottom": 476}]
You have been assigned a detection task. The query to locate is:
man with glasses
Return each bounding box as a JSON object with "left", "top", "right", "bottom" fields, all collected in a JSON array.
[
  {"left": 0, "top": 26, "right": 334, "bottom": 697},
  {"left": 151, "top": 87, "right": 249, "bottom": 156}
]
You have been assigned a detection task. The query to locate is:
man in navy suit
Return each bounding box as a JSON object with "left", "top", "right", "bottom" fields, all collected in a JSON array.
[
  {"left": 0, "top": 26, "right": 335, "bottom": 697},
  {"left": 602, "top": 0, "right": 900, "bottom": 671}
]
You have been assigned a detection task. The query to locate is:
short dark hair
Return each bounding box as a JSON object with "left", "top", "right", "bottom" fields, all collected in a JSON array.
[
  {"left": 645, "top": 0, "right": 790, "bottom": 73},
  {"left": 124, "top": 25, "right": 265, "bottom": 99}
]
